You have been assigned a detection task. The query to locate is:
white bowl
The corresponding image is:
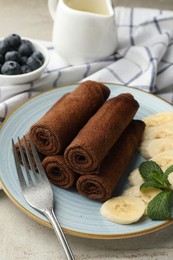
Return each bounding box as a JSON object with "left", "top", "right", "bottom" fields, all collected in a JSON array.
[{"left": 0, "top": 38, "right": 49, "bottom": 85}]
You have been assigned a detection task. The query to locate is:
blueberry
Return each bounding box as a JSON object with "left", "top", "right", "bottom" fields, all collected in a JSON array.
[
  {"left": 0, "top": 53, "right": 4, "bottom": 64},
  {"left": 4, "top": 34, "right": 22, "bottom": 49},
  {"left": 18, "top": 40, "right": 34, "bottom": 57},
  {"left": 0, "top": 40, "right": 11, "bottom": 56},
  {"left": 1, "top": 61, "right": 22, "bottom": 75},
  {"left": 5, "top": 51, "right": 21, "bottom": 63},
  {"left": 20, "top": 56, "right": 28, "bottom": 65},
  {"left": 32, "top": 51, "right": 44, "bottom": 64},
  {"left": 27, "top": 56, "right": 42, "bottom": 71},
  {"left": 21, "top": 64, "right": 32, "bottom": 74},
  {"left": 24, "top": 39, "right": 32, "bottom": 46}
]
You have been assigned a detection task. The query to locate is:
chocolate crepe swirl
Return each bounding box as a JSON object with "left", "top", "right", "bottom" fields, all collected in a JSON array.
[
  {"left": 64, "top": 93, "right": 139, "bottom": 174},
  {"left": 42, "top": 155, "right": 77, "bottom": 189},
  {"left": 29, "top": 80, "right": 110, "bottom": 155},
  {"left": 76, "top": 120, "right": 145, "bottom": 201}
]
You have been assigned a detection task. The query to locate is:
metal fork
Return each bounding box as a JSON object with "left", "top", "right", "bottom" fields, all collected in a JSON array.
[{"left": 12, "top": 136, "right": 75, "bottom": 260}]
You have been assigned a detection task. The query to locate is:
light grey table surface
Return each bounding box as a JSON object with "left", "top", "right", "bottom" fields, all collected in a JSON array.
[{"left": 0, "top": 0, "right": 173, "bottom": 259}]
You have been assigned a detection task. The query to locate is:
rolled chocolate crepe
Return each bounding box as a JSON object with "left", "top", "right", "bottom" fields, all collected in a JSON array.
[
  {"left": 30, "top": 80, "right": 110, "bottom": 155},
  {"left": 15, "top": 134, "right": 45, "bottom": 170},
  {"left": 65, "top": 93, "right": 139, "bottom": 174},
  {"left": 42, "top": 155, "right": 78, "bottom": 189},
  {"left": 76, "top": 120, "right": 145, "bottom": 201}
]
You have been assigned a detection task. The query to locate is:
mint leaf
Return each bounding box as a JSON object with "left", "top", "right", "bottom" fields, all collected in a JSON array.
[
  {"left": 139, "top": 161, "right": 170, "bottom": 189},
  {"left": 138, "top": 161, "right": 173, "bottom": 221},
  {"left": 165, "top": 164, "right": 173, "bottom": 179},
  {"left": 151, "top": 171, "right": 170, "bottom": 189},
  {"left": 140, "top": 181, "right": 164, "bottom": 190},
  {"left": 139, "top": 161, "right": 164, "bottom": 182},
  {"left": 147, "top": 191, "right": 173, "bottom": 220}
]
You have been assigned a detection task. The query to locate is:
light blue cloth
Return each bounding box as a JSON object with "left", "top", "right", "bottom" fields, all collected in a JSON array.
[{"left": 1, "top": 7, "right": 173, "bottom": 124}]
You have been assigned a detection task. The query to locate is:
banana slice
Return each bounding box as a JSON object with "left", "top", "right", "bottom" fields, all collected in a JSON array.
[
  {"left": 122, "top": 185, "right": 161, "bottom": 204},
  {"left": 122, "top": 185, "right": 161, "bottom": 215},
  {"left": 140, "top": 187, "right": 162, "bottom": 204},
  {"left": 128, "top": 168, "right": 144, "bottom": 186},
  {"left": 141, "top": 123, "right": 173, "bottom": 140},
  {"left": 139, "top": 138, "right": 173, "bottom": 159},
  {"left": 143, "top": 112, "right": 173, "bottom": 127},
  {"left": 122, "top": 185, "right": 141, "bottom": 197},
  {"left": 150, "top": 150, "right": 173, "bottom": 168},
  {"left": 100, "top": 196, "right": 145, "bottom": 224}
]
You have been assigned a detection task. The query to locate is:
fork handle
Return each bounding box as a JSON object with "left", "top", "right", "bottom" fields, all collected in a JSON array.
[{"left": 44, "top": 208, "right": 75, "bottom": 260}]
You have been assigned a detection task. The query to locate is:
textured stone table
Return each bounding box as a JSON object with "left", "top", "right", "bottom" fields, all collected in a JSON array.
[{"left": 1, "top": 190, "right": 173, "bottom": 259}]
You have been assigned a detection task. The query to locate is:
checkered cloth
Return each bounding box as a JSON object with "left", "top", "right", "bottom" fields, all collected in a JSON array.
[{"left": 1, "top": 7, "right": 173, "bottom": 124}]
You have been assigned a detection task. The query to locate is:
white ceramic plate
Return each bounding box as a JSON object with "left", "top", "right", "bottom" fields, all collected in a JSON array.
[{"left": 0, "top": 83, "right": 173, "bottom": 239}]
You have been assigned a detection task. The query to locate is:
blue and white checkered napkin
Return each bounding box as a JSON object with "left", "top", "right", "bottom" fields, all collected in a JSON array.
[{"left": 1, "top": 7, "right": 173, "bottom": 124}]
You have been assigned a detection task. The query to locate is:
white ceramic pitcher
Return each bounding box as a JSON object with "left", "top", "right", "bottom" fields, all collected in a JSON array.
[{"left": 48, "top": 0, "right": 118, "bottom": 65}]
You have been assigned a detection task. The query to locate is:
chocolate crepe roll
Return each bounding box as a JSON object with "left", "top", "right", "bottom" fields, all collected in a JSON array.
[
  {"left": 30, "top": 80, "right": 110, "bottom": 155},
  {"left": 15, "top": 134, "right": 45, "bottom": 170},
  {"left": 64, "top": 93, "right": 139, "bottom": 174},
  {"left": 76, "top": 120, "right": 145, "bottom": 201},
  {"left": 42, "top": 155, "right": 78, "bottom": 189},
  {"left": 15, "top": 93, "right": 69, "bottom": 168}
]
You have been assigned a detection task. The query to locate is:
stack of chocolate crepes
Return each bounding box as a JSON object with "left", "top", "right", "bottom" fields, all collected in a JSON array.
[{"left": 17, "top": 80, "right": 145, "bottom": 201}]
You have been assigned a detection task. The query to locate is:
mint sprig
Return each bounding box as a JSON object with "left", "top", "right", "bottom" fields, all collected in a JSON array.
[
  {"left": 139, "top": 161, "right": 173, "bottom": 220},
  {"left": 165, "top": 165, "right": 173, "bottom": 179},
  {"left": 140, "top": 180, "right": 165, "bottom": 190},
  {"left": 139, "top": 161, "right": 170, "bottom": 190},
  {"left": 147, "top": 191, "right": 173, "bottom": 220}
]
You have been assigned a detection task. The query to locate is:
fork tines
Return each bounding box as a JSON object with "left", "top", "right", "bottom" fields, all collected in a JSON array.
[
  {"left": 12, "top": 136, "right": 48, "bottom": 187},
  {"left": 12, "top": 136, "right": 75, "bottom": 259}
]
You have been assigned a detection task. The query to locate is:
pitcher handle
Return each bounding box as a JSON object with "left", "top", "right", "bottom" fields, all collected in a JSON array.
[{"left": 48, "top": 0, "right": 59, "bottom": 20}]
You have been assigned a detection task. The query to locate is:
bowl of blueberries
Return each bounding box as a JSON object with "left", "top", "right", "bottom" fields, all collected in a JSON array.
[{"left": 0, "top": 33, "right": 49, "bottom": 85}]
